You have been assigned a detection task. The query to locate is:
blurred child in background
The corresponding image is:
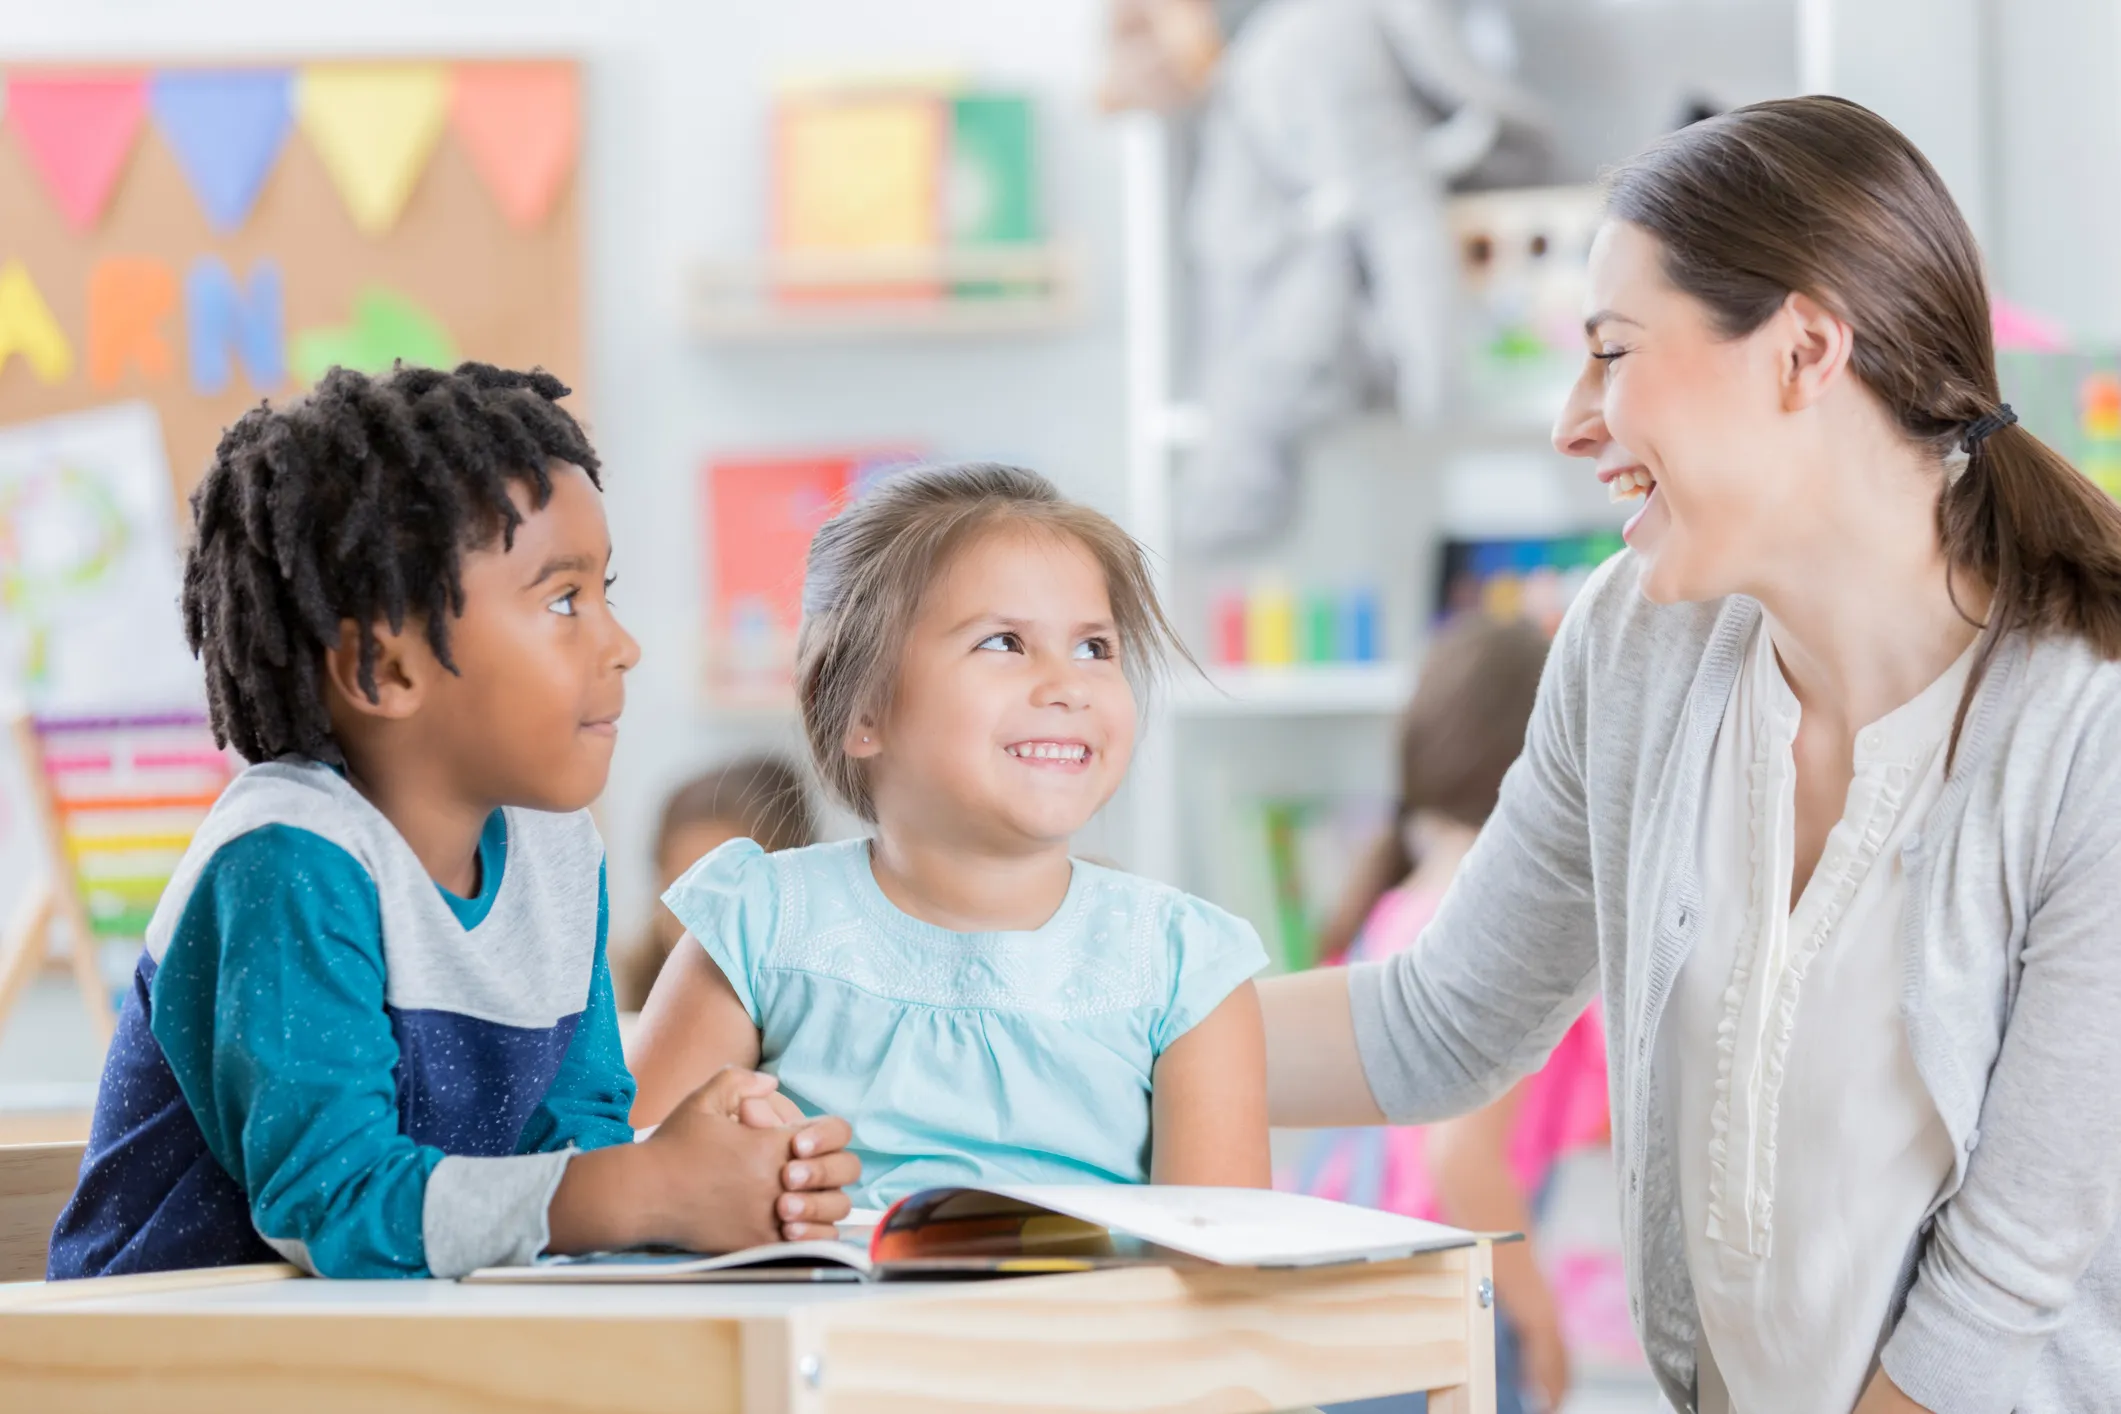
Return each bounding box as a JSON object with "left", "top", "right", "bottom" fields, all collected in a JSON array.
[
  {"left": 1288, "top": 614, "right": 1608, "bottom": 1414},
  {"left": 614, "top": 756, "right": 816, "bottom": 1012}
]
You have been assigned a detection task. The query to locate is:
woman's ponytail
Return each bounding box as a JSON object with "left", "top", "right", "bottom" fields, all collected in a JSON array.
[{"left": 1937, "top": 418, "right": 2121, "bottom": 761}]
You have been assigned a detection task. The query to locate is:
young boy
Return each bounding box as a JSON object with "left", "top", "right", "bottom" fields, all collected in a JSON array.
[{"left": 48, "top": 363, "right": 856, "bottom": 1280}]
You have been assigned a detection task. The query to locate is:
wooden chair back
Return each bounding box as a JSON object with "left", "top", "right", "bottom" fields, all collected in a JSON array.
[{"left": 0, "top": 1140, "right": 87, "bottom": 1282}]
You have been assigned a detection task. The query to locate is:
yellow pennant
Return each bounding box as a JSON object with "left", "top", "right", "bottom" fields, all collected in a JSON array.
[
  {"left": 0, "top": 260, "right": 76, "bottom": 384},
  {"left": 297, "top": 63, "right": 449, "bottom": 236}
]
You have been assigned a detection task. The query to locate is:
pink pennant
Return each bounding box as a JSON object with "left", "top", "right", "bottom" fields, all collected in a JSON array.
[
  {"left": 7, "top": 71, "right": 149, "bottom": 232},
  {"left": 449, "top": 63, "right": 578, "bottom": 229}
]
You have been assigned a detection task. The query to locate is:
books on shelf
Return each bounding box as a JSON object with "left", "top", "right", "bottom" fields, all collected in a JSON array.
[
  {"left": 702, "top": 448, "right": 924, "bottom": 703},
  {"left": 1210, "top": 793, "right": 1391, "bottom": 973},
  {"left": 462, "top": 1184, "right": 1480, "bottom": 1286},
  {"left": 769, "top": 82, "right": 1042, "bottom": 307}
]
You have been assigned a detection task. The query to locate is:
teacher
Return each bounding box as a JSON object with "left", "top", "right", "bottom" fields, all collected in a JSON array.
[{"left": 1262, "top": 95, "right": 2121, "bottom": 1414}]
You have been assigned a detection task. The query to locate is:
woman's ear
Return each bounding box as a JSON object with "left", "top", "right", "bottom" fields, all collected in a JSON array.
[
  {"left": 322, "top": 618, "right": 431, "bottom": 724},
  {"left": 842, "top": 712, "right": 882, "bottom": 760},
  {"left": 1778, "top": 290, "right": 1856, "bottom": 413}
]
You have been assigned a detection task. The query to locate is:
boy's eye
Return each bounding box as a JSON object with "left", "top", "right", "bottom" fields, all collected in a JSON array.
[
  {"left": 1073, "top": 637, "right": 1114, "bottom": 661},
  {"left": 976, "top": 632, "right": 1023, "bottom": 654},
  {"left": 548, "top": 589, "right": 579, "bottom": 617}
]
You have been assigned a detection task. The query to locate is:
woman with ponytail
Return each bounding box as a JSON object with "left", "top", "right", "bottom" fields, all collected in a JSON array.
[
  {"left": 1263, "top": 95, "right": 2121, "bottom": 1413},
  {"left": 1290, "top": 613, "right": 1606, "bottom": 1414}
]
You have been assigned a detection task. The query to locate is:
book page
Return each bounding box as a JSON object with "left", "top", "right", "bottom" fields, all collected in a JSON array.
[{"left": 975, "top": 1185, "right": 1477, "bottom": 1268}]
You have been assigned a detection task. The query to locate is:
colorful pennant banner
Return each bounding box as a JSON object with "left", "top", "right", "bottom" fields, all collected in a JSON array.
[
  {"left": 1, "top": 61, "right": 579, "bottom": 238},
  {"left": 7, "top": 72, "right": 148, "bottom": 232},
  {"left": 149, "top": 69, "right": 294, "bottom": 233},
  {"left": 297, "top": 63, "right": 451, "bottom": 237},
  {"left": 450, "top": 62, "right": 578, "bottom": 230}
]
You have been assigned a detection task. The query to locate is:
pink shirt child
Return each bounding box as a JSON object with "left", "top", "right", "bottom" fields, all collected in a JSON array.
[{"left": 1279, "top": 886, "right": 1608, "bottom": 1220}]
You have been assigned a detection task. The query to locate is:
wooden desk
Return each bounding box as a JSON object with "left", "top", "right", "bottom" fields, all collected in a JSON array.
[{"left": 0, "top": 1243, "right": 1495, "bottom": 1413}]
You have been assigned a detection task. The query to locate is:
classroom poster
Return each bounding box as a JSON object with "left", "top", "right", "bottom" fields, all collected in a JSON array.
[{"left": 0, "top": 401, "right": 200, "bottom": 717}]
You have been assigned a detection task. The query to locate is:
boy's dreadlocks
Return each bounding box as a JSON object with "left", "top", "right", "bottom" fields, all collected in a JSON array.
[{"left": 181, "top": 362, "right": 602, "bottom": 764}]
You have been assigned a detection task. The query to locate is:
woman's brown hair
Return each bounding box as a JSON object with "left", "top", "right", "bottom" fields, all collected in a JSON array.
[
  {"left": 1316, "top": 614, "right": 1550, "bottom": 962},
  {"left": 795, "top": 462, "right": 1189, "bottom": 820},
  {"left": 1607, "top": 95, "right": 2121, "bottom": 763}
]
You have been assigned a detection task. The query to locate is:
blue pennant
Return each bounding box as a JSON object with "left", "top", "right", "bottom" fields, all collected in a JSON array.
[{"left": 150, "top": 69, "right": 294, "bottom": 233}]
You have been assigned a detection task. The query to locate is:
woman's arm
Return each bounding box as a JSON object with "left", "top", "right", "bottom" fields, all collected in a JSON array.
[
  {"left": 1425, "top": 1083, "right": 1569, "bottom": 1413},
  {"left": 1259, "top": 968, "right": 1386, "bottom": 1127},
  {"left": 625, "top": 934, "right": 763, "bottom": 1129},
  {"left": 1150, "top": 982, "right": 1271, "bottom": 1185}
]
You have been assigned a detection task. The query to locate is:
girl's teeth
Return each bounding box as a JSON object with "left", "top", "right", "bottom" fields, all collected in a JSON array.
[{"left": 1011, "top": 743, "right": 1086, "bottom": 760}]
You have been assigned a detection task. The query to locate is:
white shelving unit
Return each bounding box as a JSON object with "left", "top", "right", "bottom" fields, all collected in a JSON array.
[{"left": 1116, "top": 114, "right": 1429, "bottom": 890}]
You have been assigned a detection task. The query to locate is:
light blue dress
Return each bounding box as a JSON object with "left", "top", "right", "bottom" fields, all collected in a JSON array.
[{"left": 664, "top": 837, "right": 1269, "bottom": 1208}]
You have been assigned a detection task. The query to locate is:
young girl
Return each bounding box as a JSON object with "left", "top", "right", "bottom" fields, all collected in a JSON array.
[
  {"left": 1287, "top": 615, "right": 1608, "bottom": 1414},
  {"left": 613, "top": 756, "right": 815, "bottom": 1012},
  {"left": 629, "top": 463, "right": 1271, "bottom": 1205}
]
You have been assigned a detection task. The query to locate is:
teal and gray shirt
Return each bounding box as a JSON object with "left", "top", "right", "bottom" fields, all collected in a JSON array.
[{"left": 49, "top": 759, "right": 634, "bottom": 1280}]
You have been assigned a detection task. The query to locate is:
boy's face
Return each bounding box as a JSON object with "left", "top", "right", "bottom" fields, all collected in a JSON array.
[{"left": 420, "top": 463, "right": 639, "bottom": 813}]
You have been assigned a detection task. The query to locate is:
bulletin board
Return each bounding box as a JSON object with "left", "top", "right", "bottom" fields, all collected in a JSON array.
[{"left": 0, "top": 59, "right": 585, "bottom": 506}]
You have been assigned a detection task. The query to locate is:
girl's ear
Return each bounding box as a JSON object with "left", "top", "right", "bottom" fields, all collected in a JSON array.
[{"left": 843, "top": 712, "right": 882, "bottom": 760}]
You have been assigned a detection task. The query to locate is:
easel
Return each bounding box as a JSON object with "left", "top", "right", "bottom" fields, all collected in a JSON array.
[{"left": 0, "top": 713, "right": 231, "bottom": 1054}]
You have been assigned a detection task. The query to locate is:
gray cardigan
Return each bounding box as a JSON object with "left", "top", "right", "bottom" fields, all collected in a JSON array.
[{"left": 1351, "top": 553, "right": 2121, "bottom": 1414}]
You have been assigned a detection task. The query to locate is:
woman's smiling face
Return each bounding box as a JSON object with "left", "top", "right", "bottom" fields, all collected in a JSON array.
[{"left": 1552, "top": 219, "right": 1814, "bottom": 605}]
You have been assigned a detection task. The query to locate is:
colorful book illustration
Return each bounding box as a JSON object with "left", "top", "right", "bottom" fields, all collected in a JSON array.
[
  {"left": 463, "top": 1184, "right": 1480, "bottom": 1285},
  {"left": 703, "top": 449, "right": 924, "bottom": 697}
]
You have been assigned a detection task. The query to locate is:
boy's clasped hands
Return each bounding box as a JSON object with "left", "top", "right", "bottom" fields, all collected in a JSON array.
[{"left": 551, "top": 1068, "right": 857, "bottom": 1256}]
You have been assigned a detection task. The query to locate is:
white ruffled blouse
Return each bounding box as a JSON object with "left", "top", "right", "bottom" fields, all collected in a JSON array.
[{"left": 1671, "top": 621, "right": 1970, "bottom": 1413}]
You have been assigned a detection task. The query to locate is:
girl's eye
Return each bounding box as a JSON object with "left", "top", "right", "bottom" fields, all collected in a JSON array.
[
  {"left": 976, "top": 632, "right": 1023, "bottom": 653},
  {"left": 1073, "top": 637, "right": 1114, "bottom": 661},
  {"left": 548, "top": 589, "right": 579, "bottom": 617}
]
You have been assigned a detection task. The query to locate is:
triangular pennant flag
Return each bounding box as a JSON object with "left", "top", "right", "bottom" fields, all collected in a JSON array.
[
  {"left": 150, "top": 69, "right": 294, "bottom": 233},
  {"left": 6, "top": 72, "right": 148, "bottom": 232},
  {"left": 297, "top": 63, "right": 448, "bottom": 236},
  {"left": 449, "top": 62, "right": 578, "bottom": 230}
]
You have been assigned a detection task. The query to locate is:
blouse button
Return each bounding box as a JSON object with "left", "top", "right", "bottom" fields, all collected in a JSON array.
[
  {"left": 1965, "top": 1129, "right": 1981, "bottom": 1153},
  {"left": 1861, "top": 730, "right": 1883, "bottom": 752}
]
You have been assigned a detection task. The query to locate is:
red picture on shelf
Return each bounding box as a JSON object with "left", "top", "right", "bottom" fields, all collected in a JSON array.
[{"left": 702, "top": 448, "right": 925, "bottom": 699}]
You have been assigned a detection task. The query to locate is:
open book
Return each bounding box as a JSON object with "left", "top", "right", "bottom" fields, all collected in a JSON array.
[{"left": 462, "top": 1184, "right": 1480, "bottom": 1284}]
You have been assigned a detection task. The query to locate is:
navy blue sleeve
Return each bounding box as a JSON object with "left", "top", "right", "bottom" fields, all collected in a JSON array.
[{"left": 150, "top": 824, "right": 444, "bottom": 1277}]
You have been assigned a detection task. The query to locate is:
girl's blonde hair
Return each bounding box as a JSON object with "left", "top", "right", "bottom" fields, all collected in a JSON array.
[{"left": 796, "top": 462, "right": 1187, "bottom": 820}]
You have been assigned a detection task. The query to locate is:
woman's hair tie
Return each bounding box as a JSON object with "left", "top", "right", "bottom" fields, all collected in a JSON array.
[{"left": 1961, "top": 403, "right": 2019, "bottom": 453}]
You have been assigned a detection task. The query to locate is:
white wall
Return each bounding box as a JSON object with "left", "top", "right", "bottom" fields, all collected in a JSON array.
[{"left": 2, "top": 0, "right": 1131, "bottom": 935}]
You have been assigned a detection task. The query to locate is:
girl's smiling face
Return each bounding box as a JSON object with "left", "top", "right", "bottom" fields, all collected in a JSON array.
[{"left": 852, "top": 523, "right": 1136, "bottom": 854}]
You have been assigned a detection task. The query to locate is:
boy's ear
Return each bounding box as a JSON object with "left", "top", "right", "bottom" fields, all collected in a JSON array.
[
  {"left": 842, "top": 711, "right": 882, "bottom": 760},
  {"left": 322, "top": 618, "right": 431, "bottom": 722}
]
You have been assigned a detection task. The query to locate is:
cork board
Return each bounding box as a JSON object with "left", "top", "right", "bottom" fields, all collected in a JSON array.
[{"left": 0, "top": 60, "right": 583, "bottom": 513}]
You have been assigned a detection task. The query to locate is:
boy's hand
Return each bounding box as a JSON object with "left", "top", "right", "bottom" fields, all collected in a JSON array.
[{"left": 653, "top": 1068, "right": 860, "bottom": 1244}]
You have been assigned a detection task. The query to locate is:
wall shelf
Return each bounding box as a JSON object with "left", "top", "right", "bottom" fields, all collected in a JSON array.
[
  {"left": 689, "top": 243, "right": 1080, "bottom": 343},
  {"left": 1170, "top": 662, "right": 1415, "bottom": 717}
]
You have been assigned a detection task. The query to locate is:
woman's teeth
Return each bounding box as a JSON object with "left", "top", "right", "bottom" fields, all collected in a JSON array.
[
  {"left": 1007, "top": 742, "right": 1088, "bottom": 762},
  {"left": 1608, "top": 468, "right": 1656, "bottom": 503}
]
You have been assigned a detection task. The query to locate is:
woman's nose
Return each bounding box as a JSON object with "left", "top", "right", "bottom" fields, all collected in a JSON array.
[{"left": 1552, "top": 366, "right": 1608, "bottom": 460}]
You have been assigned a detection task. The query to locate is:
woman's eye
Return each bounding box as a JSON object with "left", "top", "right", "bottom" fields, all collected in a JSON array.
[
  {"left": 976, "top": 632, "right": 1022, "bottom": 653},
  {"left": 1591, "top": 347, "right": 1628, "bottom": 363},
  {"left": 548, "top": 589, "right": 579, "bottom": 617},
  {"left": 1074, "top": 637, "right": 1114, "bottom": 661}
]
